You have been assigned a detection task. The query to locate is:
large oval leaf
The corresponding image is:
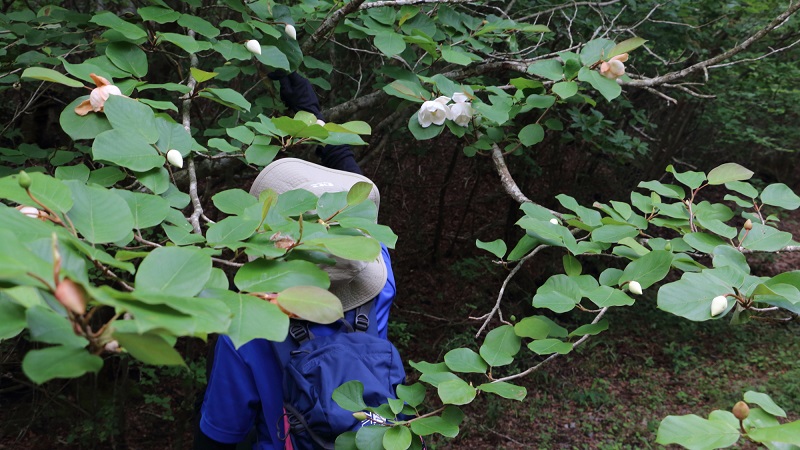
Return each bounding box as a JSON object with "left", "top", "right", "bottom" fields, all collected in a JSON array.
[
  {"left": 65, "top": 181, "right": 134, "bottom": 244},
  {"left": 135, "top": 246, "right": 212, "bottom": 297},
  {"left": 22, "top": 345, "right": 103, "bottom": 384}
]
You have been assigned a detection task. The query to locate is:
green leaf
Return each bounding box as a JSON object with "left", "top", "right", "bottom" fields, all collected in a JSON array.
[
  {"left": 0, "top": 297, "right": 26, "bottom": 340},
  {"left": 518, "top": 123, "right": 545, "bottom": 146},
  {"left": 563, "top": 254, "right": 582, "bottom": 276},
  {"left": 0, "top": 171, "right": 73, "bottom": 213},
  {"left": 477, "top": 381, "right": 526, "bottom": 401},
  {"left": 383, "top": 426, "right": 412, "bottom": 450},
  {"left": 254, "top": 45, "right": 291, "bottom": 71},
  {"left": 332, "top": 380, "right": 368, "bottom": 412},
  {"left": 657, "top": 271, "right": 734, "bottom": 321},
  {"left": 526, "top": 94, "right": 556, "bottom": 109},
  {"left": 355, "top": 425, "right": 388, "bottom": 450},
  {"left": 744, "top": 391, "right": 787, "bottom": 418},
  {"left": 527, "top": 59, "right": 563, "bottom": 81},
  {"left": 552, "top": 81, "right": 578, "bottom": 99},
  {"left": 527, "top": 339, "right": 572, "bottom": 355},
  {"left": 157, "top": 32, "right": 212, "bottom": 54},
  {"left": 347, "top": 181, "right": 373, "bottom": 206},
  {"left": 26, "top": 306, "right": 88, "bottom": 347},
  {"left": 656, "top": 415, "right": 740, "bottom": 449},
  {"left": 620, "top": 250, "right": 672, "bottom": 289},
  {"left": 212, "top": 189, "right": 258, "bottom": 216},
  {"left": 410, "top": 416, "right": 459, "bottom": 437},
  {"left": 408, "top": 113, "right": 444, "bottom": 140},
  {"left": 21, "top": 67, "right": 83, "bottom": 87},
  {"left": 683, "top": 232, "right": 729, "bottom": 254},
  {"left": 637, "top": 180, "right": 685, "bottom": 199},
  {"left": 440, "top": 45, "right": 473, "bottom": 65},
  {"left": 374, "top": 31, "right": 406, "bottom": 56},
  {"left": 667, "top": 165, "right": 707, "bottom": 190},
  {"left": 396, "top": 383, "right": 426, "bottom": 408},
  {"left": 91, "top": 11, "right": 148, "bottom": 41},
  {"left": 277, "top": 285, "right": 343, "bottom": 324},
  {"left": 578, "top": 67, "right": 622, "bottom": 101},
  {"left": 513, "top": 317, "right": 551, "bottom": 339},
  {"left": 586, "top": 286, "right": 634, "bottom": 308},
  {"left": 383, "top": 80, "right": 429, "bottom": 102},
  {"left": 476, "top": 239, "right": 506, "bottom": 258},
  {"left": 591, "top": 224, "right": 638, "bottom": 243},
  {"left": 532, "top": 274, "right": 581, "bottom": 313},
  {"left": 190, "top": 67, "right": 218, "bottom": 83},
  {"left": 707, "top": 163, "right": 754, "bottom": 185},
  {"left": 579, "top": 38, "right": 615, "bottom": 65},
  {"left": 748, "top": 422, "right": 800, "bottom": 446},
  {"left": 138, "top": 6, "right": 180, "bottom": 24},
  {"left": 206, "top": 216, "right": 260, "bottom": 246},
  {"left": 177, "top": 13, "right": 220, "bottom": 38},
  {"left": 135, "top": 246, "right": 212, "bottom": 297},
  {"left": 114, "top": 190, "right": 170, "bottom": 229},
  {"left": 92, "top": 129, "right": 163, "bottom": 172},
  {"left": 569, "top": 319, "right": 609, "bottom": 337},
  {"left": 103, "top": 95, "right": 159, "bottom": 144},
  {"left": 22, "top": 345, "right": 103, "bottom": 384},
  {"left": 60, "top": 96, "right": 113, "bottom": 140},
  {"left": 761, "top": 183, "right": 800, "bottom": 210},
  {"left": 114, "top": 332, "right": 186, "bottom": 366},
  {"left": 65, "top": 181, "right": 134, "bottom": 244},
  {"left": 725, "top": 181, "right": 758, "bottom": 199},
  {"left": 740, "top": 223, "right": 793, "bottom": 252},
  {"left": 437, "top": 378, "right": 476, "bottom": 405},
  {"left": 304, "top": 236, "right": 381, "bottom": 262},
  {"left": 199, "top": 87, "right": 251, "bottom": 111},
  {"left": 479, "top": 325, "right": 520, "bottom": 367},
  {"left": 444, "top": 348, "right": 488, "bottom": 374},
  {"left": 607, "top": 37, "right": 647, "bottom": 59},
  {"left": 106, "top": 42, "right": 148, "bottom": 78}
]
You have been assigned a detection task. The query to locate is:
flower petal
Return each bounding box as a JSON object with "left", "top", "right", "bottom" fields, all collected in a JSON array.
[{"left": 74, "top": 99, "right": 93, "bottom": 116}]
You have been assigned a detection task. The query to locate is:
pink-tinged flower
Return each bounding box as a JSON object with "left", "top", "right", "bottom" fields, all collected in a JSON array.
[
  {"left": 417, "top": 96, "right": 452, "bottom": 128},
  {"left": 599, "top": 53, "right": 629, "bottom": 80},
  {"left": 74, "top": 73, "right": 123, "bottom": 116}
]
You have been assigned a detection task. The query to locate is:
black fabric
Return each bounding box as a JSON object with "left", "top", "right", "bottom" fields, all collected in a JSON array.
[{"left": 193, "top": 428, "right": 237, "bottom": 450}]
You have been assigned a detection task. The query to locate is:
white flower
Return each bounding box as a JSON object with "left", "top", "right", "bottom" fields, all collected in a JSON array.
[
  {"left": 628, "top": 280, "right": 642, "bottom": 295},
  {"left": 417, "top": 96, "right": 451, "bottom": 128},
  {"left": 450, "top": 101, "right": 473, "bottom": 127},
  {"left": 599, "top": 53, "right": 628, "bottom": 80},
  {"left": 285, "top": 24, "right": 297, "bottom": 40},
  {"left": 710, "top": 295, "right": 728, "bottom": 317},
  {"left": 166, "top": 149, "right": 184, "bottom": 169},
  {"left": 245, "top": 39, "right": 262, "bottom": 55},
  {"left": 316, "top": 119, "right": 326, "bottom": 126},
  {"left": 89, "top": 84, "right": 122, "bottom": 111},
  {"left": 549, "top": 218, "right": 559, "bottom": 225},
  {"left": 452, "top": 92, "right": 470, "bottom": 103}
]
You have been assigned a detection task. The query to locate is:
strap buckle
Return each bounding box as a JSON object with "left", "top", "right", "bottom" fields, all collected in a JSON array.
[
  {"left": 354, "top": 313, "right": 369, "bottom": 332},
  {"left": 289, "top": 322, "right": 309, "bottom": 343}
]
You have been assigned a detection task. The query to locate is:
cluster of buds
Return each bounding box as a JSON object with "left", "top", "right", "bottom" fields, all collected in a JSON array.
[
  {"left": 244, "top": 24, "right": 297, "bottom": 55},
  {"left": 417, "top": 92, "right": 474, "bottom": 128}
]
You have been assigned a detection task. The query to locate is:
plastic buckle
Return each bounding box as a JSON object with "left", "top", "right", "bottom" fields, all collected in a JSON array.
[
  {"left": 354, "top": 313, "right": 369, "bottom": 332},
  {"left": 289, "top": 323, "right": 309, "bottom": 342}
]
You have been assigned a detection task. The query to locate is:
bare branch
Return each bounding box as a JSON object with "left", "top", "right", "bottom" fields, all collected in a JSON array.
[
  {"left": 708, "top": 37, "right": 800, "bottom": 69},
  {"left": 181, "top": 29, "right": 203, "bottom": 235},
  {"left": 302, "top": 0, "right": 368, "bottom": 55},
  {"left": 359, "top": 0, "right": 472, "bottom": 9},
  {"left": 622, "top": 2, "right": 800, "bottom": 88},
  {"left": 518, "top": 0, "right": 622, "bottom": 22}
]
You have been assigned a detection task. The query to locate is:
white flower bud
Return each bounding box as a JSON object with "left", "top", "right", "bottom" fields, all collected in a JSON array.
[
  {"left": 417, "top": 96, "right": 452, "bottom": 128},
  {"left": 628, "top": 280, "right": 642, "bottom": 295},
  {"left": 245, "top": 39, "right": 262, "bottom": 55},
  {"left": 710, "top": 295, "right": 728, "bottom": 317},
  {"left": 285, "top": 24, "right": 297, "bottom": 40},
  {"left": 104, "top": 340, "right": 120, "bottom": 353},
  {"left": 166, "top": 149, "right": 184, "bottom": 169},
  {"left": 549, "top": 218, "right": 559, "bottom": 225},
  {"left": 19, "top": 206, "right": 41, "bottom": 218},
  {"left": 316, "top": 119, "right": 326, "bottom": 126}
]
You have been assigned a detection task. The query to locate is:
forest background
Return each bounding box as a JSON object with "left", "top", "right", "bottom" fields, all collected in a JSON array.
[{"left": 1, "top": 0, "right": 800, "bottom": 448}]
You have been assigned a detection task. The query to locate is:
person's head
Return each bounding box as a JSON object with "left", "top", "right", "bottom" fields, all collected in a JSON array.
[{"left": 249, "top": 158, "right": 385, "bottom": 311}]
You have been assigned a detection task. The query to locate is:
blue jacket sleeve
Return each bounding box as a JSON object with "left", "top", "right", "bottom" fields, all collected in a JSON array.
[{"left": 198, "top": 336, "right": 260, "bottom": 444}]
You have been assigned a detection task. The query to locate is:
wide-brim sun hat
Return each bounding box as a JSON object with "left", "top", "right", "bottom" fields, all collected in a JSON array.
[{"left": 249, "top": 158, "right": 386, "bottom": 312}]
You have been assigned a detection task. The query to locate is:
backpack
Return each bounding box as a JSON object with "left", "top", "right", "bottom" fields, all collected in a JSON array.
[{"left": 271, "top": 301, "right": 406, "bottom": 449}]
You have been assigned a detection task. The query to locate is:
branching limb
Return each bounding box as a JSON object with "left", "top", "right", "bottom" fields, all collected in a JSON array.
[
  {"left": 490, "top": 144, "right": 563, "bottom": 219},
  {"left": 517, "top": 0, "right": 622, "bottom": 22},
  {"left": 302, "top": 0, "right": 368, "bottom": 55},
  {"left": 180, "top": 29, "right": 203, "bottom": 235},
  {"left": 359, "top": 0, "right": 472, "bottom": 9}
]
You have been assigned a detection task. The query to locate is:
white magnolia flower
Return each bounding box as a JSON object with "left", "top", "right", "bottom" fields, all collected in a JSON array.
[
  {"left": 285, "top": 24, "right": 297, "bottom": 40},
  {"left": 417, "top": 96, "right": 451, "bottom": 128},
  {"left": 450, "top": 101, "right": 473, "bottom": 127},
  {"left": 599, "top": 53, "right": 628, "bottom": 80},
  {"left": 316, "top": 119, "right": 326, "bottom": 127},
  {"left": 245, "top": 39, "right": 262, "bottom": 55},
  {"left": 628, "top": 280, "right": 642, "bottom": 295},
  {"left": 75, "top": 73, "right": 123, "bottom": 116},
  {"left": 166, "top": 149, "right": 184, "bottom": 169},
  {"left": 18, "top": 206, "right": 41, "bottom": 218},
  {"left": 710, "top": 295, "right": 728, "bottom": 317},
  {"left": 549, "top": 218, "right": 559, "bottom": 225},
  {"left": 452, "top": 92, "right": 470, "bottom": 103}
]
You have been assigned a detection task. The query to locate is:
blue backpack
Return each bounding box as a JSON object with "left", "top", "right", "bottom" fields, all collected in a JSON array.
[{"left": 271, "top": 301, "right": 406, "bottom": 449}]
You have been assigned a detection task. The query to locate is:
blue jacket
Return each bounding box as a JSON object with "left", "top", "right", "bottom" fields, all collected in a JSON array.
[{"left": 198, "top": 246, "right": 396, "bottom": 449}]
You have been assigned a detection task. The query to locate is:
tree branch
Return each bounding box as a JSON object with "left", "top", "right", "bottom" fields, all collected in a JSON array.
[
  {"left": 359, "top": 0, "right": 472, "bottom": 9},
  {"left": 181, "top": 29, "right": 203, "bottom": 235},
  {"left": 517, "top": 0, "right": 622, "bottom": 22},
  {"left": 302, "top": 0, "right": 368, "bottom": 55}
]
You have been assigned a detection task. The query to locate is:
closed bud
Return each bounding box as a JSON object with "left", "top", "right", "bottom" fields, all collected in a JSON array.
[
  {"left": 664, "top": 242, "right": 672, "bottom": 251},
  {"left": 710, "top": 295, "right": 728, "bottom": 317},
  {"left": 18, "top": 170, "right": 32, "bottom": 189},
  {"left": 245, "top": 39, "right": 262, "bottom": 55},
  {"left": 549, "top": 218, "right": 559, "bottom": 225},
  {"left": 316, "top": 119, "right": 326, "bottom": 127},
  {"left": 733, "top": 401, "right": 750, "bottom": 420},
  {"left": 352, "top": 412, "right": 368, "bottom": 421},
  {"left": 104, "top": 340, "right": 120, "bottom": 353},
  {"left": 166, "top": 149, "right": 184, "bottom": 169},
  {"left": 285, "top": 23, "right": 297, "bottom": 40},
  {"left": 744, "top": 219, "right": 753, "bottom": 230},
  {"left": 628, "top": 280, "right": 642, "bottom": 295},
  {"left": 55, "top": 278, "right": 87, "bottom": 315},
  {"left": 18, "top": 206, "right": 41, "bottom": 218}
]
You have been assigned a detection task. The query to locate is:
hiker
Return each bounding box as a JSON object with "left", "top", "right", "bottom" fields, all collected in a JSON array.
[{"left": 193, "top": 73, "right": 400, "bottom": 450}]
